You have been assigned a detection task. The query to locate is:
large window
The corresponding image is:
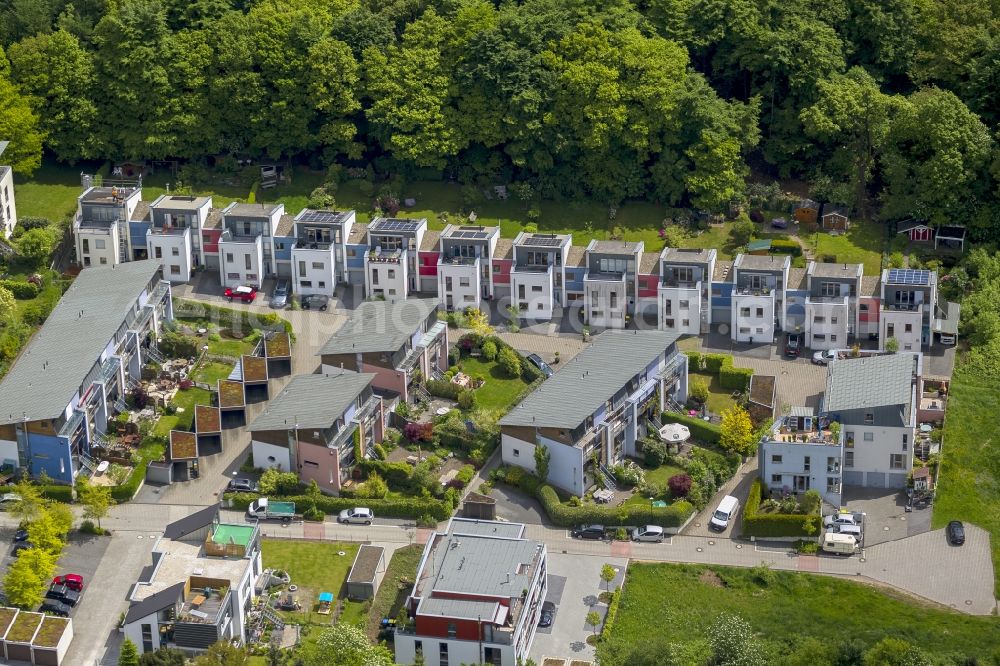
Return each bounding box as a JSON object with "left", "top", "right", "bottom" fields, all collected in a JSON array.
[
  {"left": 890, "top": 454, "right": 905, "bottom": 469},
  {"left": 599, "top": 257, "right": 629, "bottom": 273},
  {"left": 820, "top": 282, "right": 840, "bottom": 297}
]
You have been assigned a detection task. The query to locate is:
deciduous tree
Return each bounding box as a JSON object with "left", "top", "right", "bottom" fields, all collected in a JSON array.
[
  {"left": 78, "top": 477, "right": 112, "bottom": 529},
  {"left": 301, "top": 623, "right": 394, "bottom": 666},
  {"left": 719, "top": 405, "right": 755, "bottom": 456},
  {"left": 0, "top": 49, "right": 43, "bottom": 176},
  {"left": 4, "top": 546, "right": 56, "bottom": 608}
]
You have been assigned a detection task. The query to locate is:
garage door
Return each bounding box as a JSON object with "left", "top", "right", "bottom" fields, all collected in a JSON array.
[
  {"left": 886, "top": 473, "right": 908, "bottom": 488},
  {"left": 866, "top": 472, "right": 885, "bottom": 487},
  {"left": 842, "top": 471, "right": 863, "bottom": 486}
]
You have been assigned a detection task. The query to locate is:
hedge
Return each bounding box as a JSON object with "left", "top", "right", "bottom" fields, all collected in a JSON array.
[
  {"left": 39, "top": 485, "right": 73, "bottom": 502},
  {"left": 719, "top": 364, "right": 753, "bottom": 391},
  {"left": 741, "top": 479, "right": 818, "bottom": 538},
  {"left": 426, "top": 379, "right": 462, "bottom": 400},
  {"left": 701, "top": 353, "right": 729, "bottom": 374},
  {"left": 684, "top": 351, "right": 701, "bottom": 371},
  {"left": 357, "top": 459, "right": 413, "bottom": 486},
  {"left": 661, "top": 411, "right": 721, "bottom": 444},
  {"left": 537, "top": 485, "right": 694, "bottom": 528},
  {"left": 768, "top": 238, "right": 802, "bottom": 256},
  {"left": 224, "top": 492, "right": 453, "bottom": 521},
  {"left": 112, "top": 463, "right": 148, "bottom": 502},
  {"left": 0, "top": 280, "right": 41, "bottom": 299},
  {"left": 601, "top": 589, "right": 622, "bottom": 640},
  {"left": 173, "top": 299, "right": 294, "bottom": 336},
  {"left": 686, "top": 352, "right": 753, "bottom": 391}
]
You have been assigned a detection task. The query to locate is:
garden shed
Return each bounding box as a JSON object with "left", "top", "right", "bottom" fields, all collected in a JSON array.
[
  {"left": 461, "top": 491, "right": 497, "bottom": 521},
  {"left": 821, "top": 206, "right": 850, "bottom": 231},
  {"left": 346, "top": 545, "right": 386, "bottom": 601}
]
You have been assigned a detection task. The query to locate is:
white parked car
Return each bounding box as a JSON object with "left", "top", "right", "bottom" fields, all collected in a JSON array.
[
  {"left": 0, "top": 493, "right": 22, "bottom": 510},
  {"left": 823, "top": 511, "right": 863, "bottom": 528},
  {"left": 812, "top": 349, "right": 837, "bottom": 365},
  {"left": 338, "top": 507, "right": 374, "bottom": 525},
  {"left": 632, "top": 525, "right": 665, "bottom": 543}
]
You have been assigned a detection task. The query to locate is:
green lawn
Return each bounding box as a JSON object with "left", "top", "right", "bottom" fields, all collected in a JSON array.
[
  {"left": 805, "top": 219, "right": 886, "bottom": 273},
  {"left": 689, "top": 371, "right": 738, "bottom": 415},
  {"left": 189, "top": 360, "right": 234, "bottom": 385},
  {"left": 12, "top": 163, "right": 82, "bottom": 222},
  {"left": 206, "top": 337, "right": 255, "bottom": 358},
  {"left": 643, "top": 464, "right": 687, "bottom": 487},
  {"left": 261, "top": 540, "right": 359, "bottom": 627},
  {"left": 458, "top": 356, "right": 532, "bottom": 412},
  {"left": 366, "top": 544, "right": 423, "bottom": 640},
  {"left": 932, "top": 366, "right": 1000, "bottom": 596},
  {"left": 152, "top": 387, "right": 213, "bottom": 436},
  {"left": 598, "top": 563, "right": 1000, "bottom": 664}
]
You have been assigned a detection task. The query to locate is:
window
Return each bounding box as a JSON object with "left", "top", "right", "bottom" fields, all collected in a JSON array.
[
  {"left": 532, "top": 285, "right": 542, "bottom": 292},
  {"left": 682, "top": 319, "right": 690, "bottom": 327},
  {"left": 679, "top": 299, "right": 689, "bottom": 309},
  {"left": 844, "top": 451, "right": 854, "bottom": 467},
  {"left": 814, "top": 316, "right": 825, "bottom": 324},
  {"left": 312, "top": 261, "right": 324, "bottom": 270},
  {"left": 141, "top": 624, "right": 153, "bottom": 653},
  {"left": 610, "top": 293, "right": 618, "bottom": 309},
  {"left": 845, "top": 432, "right": 854, "bottom": 447},
  {"left": 300, "top": 280, "right": 312, "bottom": 288},
  {"left": 821, "top": 282, "right": 840, "bottom": 297},
  {"left": 372, "top": 271, "right": 378, "bottom": 285},
  {"left": 771, "top": 455, "right": 783, "bottom": 464},
  {"left": 748, "top": 275, "right": 764, "bottom": 290},
  {"left": 82, "top": 239, "right": 90, "bottom": 253},
  {"left": 513, "top": 449, "right": 519, "bottom": 457},
  {"left": 226, "top": 253, "right": 234, "bottom": 263},
  {"left": 863, "top": 432, "right": 874, "bottom": 442},
  {"left": 169, "top": 246, "right": 178, "bottom": 256},
  {"left": 739, "top": 327, "right": 750, "bottom": 334},
  {"left": 903, "top": 434, "right": 908, "bottom": 445},
  {"left": 227, "top": 272, "right": 240, "bottom": 280},
  {"left": 439, "top": 643, "right": 449, "bottom": 666},
  {"left": 414, "top": 641, "right": 422, "bottom": 656},
  {"left": 276, "top": 242, "right": 284, "bottom": 250},
  {"left": 347, "top": 248, "right": 356, "bottom": 257},
  {"left": 244, "top": 254, "right": 252, "bottom": 269},
  {"left": 813, "top": 334, "right": 826, "bottom": 341},
  {"left": 298, "top": 261, "right": 306, "bottom": 275},
  {"left": 740, "top": 307, "right": 751, "bottom": 317},
  {"left": 99, "top": 257, "right": 107, "bottom": 265},
  {"left": 830, "top": 335, "right": 837, "bottom": 342},
  {"left": 664, "top": 300, "right": 672, "bottom": 315},
  {"left": 804, "top": 456, "right": 810, "bottom": 471},
  {"left": 303, "top": 460, "right": 319, "bottom": 468},
  {"left": 387, "top": 269, "right": 395, "bottom": 279},
  {"left": 447, "top": 623, "right": 457, "bottom": 638},
  {"left": 154, "top": 246, "right": 163, "bottom": 259},
  {"left": 904, "top": 323, "right": 912, "bottom": 333},
  {"left": 756, "top": 327, "right": 763, "bottom": 334},
  {"left": 518, "top": 285, "right": 525, "bottom": 299},
  {"left": 388, "top": 289, "right": 396, "bottom": 296},
  {"left": 170, "top": 265, "right": 180, "bottom": 275},
  {"left": 860, "top": 303, "right": 869, "bottom": 312},
  {"left": 771, "top": 474, "right": 782, "bottom": 483},
  {"left": 890, "top": 454, "right": 905, "bottom": 469},
  {"left": 536, "top": 303, "right": 543, "bottom": 310},
  {"left": 831, "top": 316, "right": 838, "bottom": 325},
  {"left": 864, "top": 412, "right": 874, "bottom": 424},
  {"left": 591, "top": 291, "right": 599, "bottom": 307},
  {"left": 673, "top": 267, "right": 694, "bottom": 283},
  {"left": 95, "top": 239, "right": 106, "bottom": 250},
  {"left": 493, "top": 264, "right": 500, "bottom": 272},
  {"left": 887, "top": 323, "right": 894, "bottom": 338},
  {"left": 599, "top": 257, "right": 628, "bottom": 273},
  {"left": 756, "top": 307, "right": 764, "bottom": 317},
  {"left": 318, "top": 281, "right": 325, "bottom": 288},
  {"left": 459, "top": 278, "right": 470, "bottom": 287},
  {"left": 665, "top": 318, "right": 675, "bottom": 328}
]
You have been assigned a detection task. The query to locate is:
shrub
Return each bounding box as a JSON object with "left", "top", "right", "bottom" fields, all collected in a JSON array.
[
  {"left": 643, "top": 439, "right": 668, "bottom": 467},
  {"left": 661, "top": 412, "right": 721, "bottom": 443},
  {"left": 742, "top": 479, "right": 819, "bottom": 537},
  {"left": 768, "top": 238, "right": 802, "bottom": 256},
  {"left": 688, "top": 378, "right": 710, "bottom": 404},
  {"left": 159, "top": 331, "right": 199, "bottom": 358},
  {"left": 455, "top": 465, "right": 476, "bottom": 487},
  {"left": 731, "top": 219, "right": 755, "bottom": 246},
  {"left": 668, "top": 473, "right": 693, "bottom": 498},
  {"left": 258, "top": 468, "right": 302, "bottom": 495},
  {"left": 403, "top": 421, "right": 433, "bottom": 442},
  {"left": 601, "top": 589, "right": 621, "bottom": 639},
  {"left": 685, "top": 351, "right": 702, "bottom": 371},
  {"left": 225, "top": 491, "right": 452, "bottom": 521},
  {"left": 356, "top": 472, "right": 389, "bottom": 499},
  {"left": 457, "top": 389, "right": 477, "bottom": 410},
  {"left": 702, "top": 353, "right": 729, "bottom": 374},
  {"left": 498, "top": 347, "right": 521, "bottom": 377},
  {"left": 426, "top": 379, "right": 461, "bottom": 400},
  {"left": 719, "top": 364, "right": 753, "bottom": 391},
  {"left": 795, "top": 539, "right": 819, "bottom": 554},
  {"left": 372, "top": 444, "right": 387, "bottom": 460},
  {"left": 39, "top": 485, "right": 73, "bottom": 503},
  {"left": 79, "top": 520, "right": 104, "bottom": 535},
  {"left": 536, "top": 485, "right": 694, "bottom": 528},
  {"left": 481, "top": 340, "right": 498, "bottom": 360},
  {"left": 0, "top": 280, "right": 40, "bottom": 299}
]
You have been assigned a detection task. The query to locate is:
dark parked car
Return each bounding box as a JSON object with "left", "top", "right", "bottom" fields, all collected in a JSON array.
[
  {"left": 11, "top": 542, "right": 33, "bottom": 557},
  {"left": 526, "top": 353, "right": 554, "bottom": 378},
  {"left": 571, "top": 524, "right": 607, "bottom": 540},
  {"left": 46, "top": 584, "right": 80, "bottom": 607},
  {"left": 946, "top": 520, "right": 965, "bottom": 546},
  {"left": 12, "top": 529, "right": 28, "bottom": 542},
  {"left": 538, "top": 601, "right": 555, "bottom": 627},
  {"left": 39, "top": 600, "right": 71, "bottom": 617},
  {"left": 228, "top": 478, "right": 258, "bottom": 493},
  {"left": 301, "top": 294, "right": 330, "bottom": 311},
  {"left": 784, "top": 332, "right": 801, "bottom": 357}
]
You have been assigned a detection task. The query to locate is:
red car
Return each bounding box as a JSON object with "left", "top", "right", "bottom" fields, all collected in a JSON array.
[
  {"left": 224, "top": 285, "right": 257, "bottom": 303},
  {"left": 52, "top": 574, "right": 83, "bottom": 592}
]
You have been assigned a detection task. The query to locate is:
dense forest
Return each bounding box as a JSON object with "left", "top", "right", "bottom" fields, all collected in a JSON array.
[{"left": 2, "top": 0, "right": 1000, "bottom": 237}]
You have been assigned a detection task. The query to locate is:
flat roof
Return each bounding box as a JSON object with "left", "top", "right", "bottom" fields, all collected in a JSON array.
[
  {"left": 249, "top": 370, "right": 374, "bottom": 432},
  {"left": 0, "top": 261, "right": 162, "bottom": 425},
  {"left": 660, "top": 247, "right": 715, "bottom": 265},
  {"left": 132, "top": 534, "right": 253, "bottom": 603},
  {"left": 885, "top": 268, "right": 933, "bottom": 286},
  {"left": 588, "top": 240, "right": 642, "bottom": 254},
  {"left": 441, "top": 225, "right": 498, "bottom": 240},
  {"left": 416, "top": 533, "right": 542, "bottom": 603},
  {"left": 516, "top": 233, "right": 569, "bottom": 248},
  {"left": 347, "top": 545, "right": 384, "bottom": 584},
  {"left": 317, "top": 298, "right": 440, "bottom": 356},
  {"left": 809, "top": 262, "right": 863, "bottom": 279},
  {"left": 500, "top": 330, "right": 679, "bottom": 429},
  {"left": 369, "top": 217, "right": 426, "bottom": 234},
  {"left": 296, "top": 209, "right": 354, "bottom": 225},
  {"left": 81, "top": 186, "right": 140, "bottom": 204},
  {"left": 226, "top": 202, "right": 281, "bottom": 217},
  {"left": 151, "top": 195, "right": 210, "bottom": 211},
  {"left": 447, "top": 518, "right": 524, "bottom": 539},
  {"left": 734, "top": 253, "right": 789, "bottom": 272},
  {"left": 825, "top": 354, "right": 914, "bottom": 413}
]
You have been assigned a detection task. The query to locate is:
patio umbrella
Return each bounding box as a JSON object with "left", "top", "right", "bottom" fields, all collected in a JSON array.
[{"left": 658, "top": 422, "right": 691, "bottom": 443}]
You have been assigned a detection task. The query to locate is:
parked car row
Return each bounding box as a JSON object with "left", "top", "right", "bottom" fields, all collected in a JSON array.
[
  {"left": 570, "top": 524, "right": 666, "bottom": 543},
  {"left": 40, "top": 575, "right": 85, "bottom": 617}
]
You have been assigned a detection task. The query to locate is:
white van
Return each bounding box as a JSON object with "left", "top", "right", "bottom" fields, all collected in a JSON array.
[
  {"left": 709, "top": 495, "right": 739, "bottom": 532},
  {"left": 820, "top": 532, "right": 858, "bottom": 555}
]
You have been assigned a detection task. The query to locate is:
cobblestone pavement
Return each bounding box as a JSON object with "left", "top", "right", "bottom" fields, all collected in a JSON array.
[{"left": 730, "top": 355, "right": 828, "bottom": 410}]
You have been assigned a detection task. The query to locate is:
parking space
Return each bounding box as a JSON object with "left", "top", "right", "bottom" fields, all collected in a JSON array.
[
  {"left": 683, "top": 457, "right": 757, "bottom": 538},
  {"left": 842, "top": 486, "right": 930, "bottom": 546},
  {"left": 528, "top": 552, "right": 627, "bottom": 665}
]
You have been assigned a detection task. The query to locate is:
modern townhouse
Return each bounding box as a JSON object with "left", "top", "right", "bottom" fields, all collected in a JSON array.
[
  {"left": 499, "top": 330, "right": 688, "bottom": 496},
  {"left": 658, "top": 248, "right": 716, "bottom": 335},
  {"left": 727, "top": 253, "right": 790, "bottom": 343},
  {"left": 73, "top": 182, "right": 144, "bottom": 268},
  {"left": 395, "top": 518, "right": 547, "bottom": 666},
  {"left": 248, "top": 370, "right": 383, "bottom": 494},
  {"left": 878, "top": 268, "right": 938, "bottom": 351},
  {"left": 290, "top": 209, "right": 356, "bottom": 297},
  {"left": 507, "top": 232, "right": 571, "bottom": 321},
  {"left": 0, "top": 141, "right": 17, "bottom": 239},
  {"left": 144, "top": 195, "right": 213, "bottom": 283},
  {"left": 436, "top": 225, "right": 500, "bottom": 311},
  {"left": 364, "top": 217, "right": 429, "bottom": 299},
  {"left": 0, "top": 261, "right": 171, "bottom": 484},
  {"left": 803, "top": 262, "right": 863, "bottom": 350},
  {"left": 123, "top": 505, "right": 262, "bottom": 655},
  {"left": 582, "top": 240, "right": 643, "bottom": 329},
  {"left": 759, "top": 352, "right": 918, "bottom": 504},
  {"left": 317, "top": 298, "right": 447, "bottom": 404},
  {"left": 216, "top": 202, "right": 288, "bottom": 288}
]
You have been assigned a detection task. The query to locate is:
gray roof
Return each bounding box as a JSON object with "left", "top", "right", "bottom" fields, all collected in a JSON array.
[
  {"left": 423, "top": 533, "right": 540, "bottom": 599},
  {"left": 419, "top": 597, "right": 504, "bottom": 622},
  {"left": 809, "top": 262, "right": 863, "bottom": 279},
  {"left": 151, "top": 195, "right": 210, "bottom": 211},
  {"left": 934, "top": 300, "right": 960, "bottom": 335},
  {"left": 660, "top": 247, "right": 715, "bottom": 265},
  {"left": 249, "top": 370, "right": 374, "bottom": 432},
  {"left": 565, "top": 245, "right": 586, "bottom": 267},
  {"left": 447, "top": 518, "right": 524, "bottom": 539},
  {"left": 786, "top": 268, "right": 807, "bottom": 289},
  {"left": 500, "top": 330, "right": 679, "bottom": 429},
  {"left": 130, "top": 200, "right": 150, "bottom": 222},
  {"left": 0, "top": 261, "right": 161, "bottom": 425},
  {"left": 163, "top": 505, "right": 219, "bottom": 540},
  {"left": 824, "top": 354, "right": 913, "bottom": 413},
  {"left": 789, "top": 405, "right": 815, "bottom": 418},
  {"left": 124, "top": 582, "right": 183, "bottom": 624},
  {"left": 589, "top": 240, "right": 642, "bottom": 254},
  {"left": 317, "top": 298, "right": 440, "bottom": 356},
  {"left": 226, "top": 202, "right": 281, "bottom": 217},
  {"left": 735, "top": 253, "right": 790, "bottom": 272},
  {"left": 638, "top": 252, "right": 660, "bottom": 274}
]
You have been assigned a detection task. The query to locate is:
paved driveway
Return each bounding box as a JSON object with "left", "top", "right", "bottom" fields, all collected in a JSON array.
[
  {"left": 529, "top": 552, "right": 628, "bottom": 665},
  {"left": 684, "top": 456, "right": 757, "bottom": 538},
  {"left": 842, "top": 486, "right": 932, "bottom": 546}
]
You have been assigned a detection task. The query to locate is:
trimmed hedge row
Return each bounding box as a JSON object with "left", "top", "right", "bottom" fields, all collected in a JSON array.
[
  {"left": 426, "top": 379, "right": 462, "bottom": 400},
  {"left": 661, "top": 411, "right": 721, "bottom": 444},
  {"left": 39, "top": 485, "right": 73, "bottom": 502},
  {"left": 357, "top": 458, "right": 413, "bottom": 486},
  {"left": 719, "top": 364, "right": 753, "bottom": 391},
  {"left": 112, "top": 463, "right": 147, "bottom": 502},
  {"left": 742, "top": 479, "right": 818, "bottom": 537},
  {"left": 684, "top": 352, "right": 753, "bottom": 391},
  {"left": 174, "top": 298, "right": 294, "bottom": 336},
  {"left": 0, "top": 280, "right": 41, "bottom": 299},
  {"left": 601, "top": 588, "right": 622, "bottom": 640},
  {"left": 224, "top": 491, "right": 453, "bottom": 521},
  {"left": 768, "top": 238, "right": 802, "bottom": 256},
  {"left": 537, "top": 485, "right": 694, "bottom": 528}
]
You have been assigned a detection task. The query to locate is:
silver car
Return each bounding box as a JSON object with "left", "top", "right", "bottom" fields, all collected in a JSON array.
[{"left": 271, "top": 280, "right": 290, "bottom": 309}]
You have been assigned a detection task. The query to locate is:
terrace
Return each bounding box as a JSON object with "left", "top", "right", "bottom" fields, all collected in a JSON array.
[
  {"left": 179, "top": 578, "right": 230, "bottom": 624},
  {"left": 770, "top": 416, "right": 840, "bottom": 446},
  {"left": 367, "top": 248, "right": 403, "bottom": 263},
  {"left": 439, "top": 255, "right": 478, "bottom": 266}
]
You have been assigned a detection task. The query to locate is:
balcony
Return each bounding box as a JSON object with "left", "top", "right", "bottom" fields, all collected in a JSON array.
[
  {"left": 734, "top": 287, "right": 773, "bottom": 297},
  {"left": 771, "top": 429, "right": 840, "bottom": 446},
  {"left": 585, "top": 271, "right": 626, "bottom": 282},
  {"left": 661, "top": 278, "right": 698, "bottom": 289},
  {"left": 883, "top": 302, "right": 922, "bottom": 312},
  {"left": 512, "top": 263, "right": 551, "bottom": 273},
  {"left": 149, "top": 225, "right": 190, "bottom": 237},
  {"left": 439, "top": 255, "right": 478, "bottom": 266},
  {"left": 327, "top": 422, "right": 358, "bottom": 451},
  {"left": 295, "top": 239, "right": 334, "bottom": 251},
  {"left": 368, "top": 248, "right": 403, "bottom": 264}
]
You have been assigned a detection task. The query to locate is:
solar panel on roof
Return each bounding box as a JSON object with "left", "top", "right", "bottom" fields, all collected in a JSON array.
[
  {"left": 451, "top": 230, "right": 488, "bottom": 239},
  {"left": 298, "top": 210, "right": 345, "bottom": 224},
  {"left": 887, "top": 268, "right": 930, "bottom": 285},
  {"left": 524, "top": 235, "right": 562, "bottom": 247},
  {"left": 372, "top": 218, "right": 420, "bottom": 233}
]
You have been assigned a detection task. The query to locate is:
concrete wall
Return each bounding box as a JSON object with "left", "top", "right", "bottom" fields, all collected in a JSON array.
[
  {"left": 0, "top": 168, "right": 17, "bottom": 238},
  {"left": 659, "top": 284, "right": 701, "bottom": 334},
  {"left": 252, "top": 439, "right": 291, "bottom": 472},
  {"left": 842, "top": 424, "right": 913, "bottom": 487},
  {"left": 510, "top": 269, "right": 554, "bottom": 320},
  {"left": 806, "top": 298, "right": 850, "bottom": 350},
  {"left": 584, "top": 278, "right": 627, "bottom": 328},
  {"left": 76, "top": 227, "right": 119, "bottom": 268},
  {"left": 732, "top": 294, "right": 775, "bottom": 342},
  {"left": 147, "top": 230, "right": 193, "bottom": 282},
  {"left": 292, "top": 246, "right": 337, "bottom": 296},
  {"left": 219, "top": 237, "right": 264, "bottom": 287},
  {"left": 501, "top": 431, "right": 586, "bottom": 497},
  {"left": 366, "top": 255, "right": 409, "bottom": 300},
  {"left": 880, "top": 308, "right": 922, "bottom": 352},
  {"left": 759, "top": 440, "right": 843, "bottom": 506},
  {"left": 297, "top": 439, "right": 341, "bottom": 492},
  {"left": 438, "top": 261, "right": 481, "bottom": 311}
]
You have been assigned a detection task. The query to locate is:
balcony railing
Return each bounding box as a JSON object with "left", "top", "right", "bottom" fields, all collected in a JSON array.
[
  {"left": 440, "top": 255, "right": 478, "bottom": 266},
  {"left": 661, "top": 279, "right": 698, "bottom": 289},
  {"left": 295, "top": 240, "right": 334, "bottom": 251},
  {"left": 806, "top": 295, "right": 848, "bottom": 304},
  {"left": 368, "top": 248, "right": 403, "bottom": 263},
  {"left": 883, "top": 302, "right": 922, "bottom": 312},
  {"left": 512, "top": 263, "right": 551, "bottom": 273},
  {"left": 734, "top": 287, "right": 773, "bottom": 296}
]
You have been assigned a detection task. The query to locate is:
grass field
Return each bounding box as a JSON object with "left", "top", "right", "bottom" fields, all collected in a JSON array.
[
  {"left": 261, "top": 540, "right": 359, "bottom": 623},
  {"left": 189, "top": 360, "right": 234, "bottom": 385},
  {"left": 689, "top": 371, "right": 738, "bottom": 415},
  {"left": 457, "top": 356, "right": 532, "bottom": 412},
  {"left": 932, "top": 366, "right": 1000, "bottom": 597},
  {"left": 152, "top": 387, "right": 213, "bottom": 436},
  {"left": 598, "top": 563, "right": 1000, "bottom": 664},
  {"left": 366, "top": 544, "right": 423, "bottom": 640},
  {"left": 12, "top": 164, "right": 82, "bottom": 221},
  {"left": 806, "top": 220, "right": 885, "bottom": 273}
]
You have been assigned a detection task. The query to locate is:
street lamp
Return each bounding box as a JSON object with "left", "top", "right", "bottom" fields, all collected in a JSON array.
[{"left": 649, "top": 496, "right": 655, "bottom": 523}]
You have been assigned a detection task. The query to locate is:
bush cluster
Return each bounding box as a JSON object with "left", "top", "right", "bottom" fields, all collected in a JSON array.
[
  {"left": 426, "top": 379, "right": 462, "bottom": 400},
  {"left": 225, "top": 491, "right": 453, "bottom": 521},
  {"left": 742, "top": 479, "right": 819, "bottom": 537},
  {"left": 537, "top": 485, "right": 693, "bottom": 528},
  {"left": 0, "top": 280, "right": 40, "bottom": 299},
  {"left": 768, "top": 238, "right": 802, "bottom": 256},
  {"left": 685, "top": 352, "right": 753, "bottom": 391}
]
